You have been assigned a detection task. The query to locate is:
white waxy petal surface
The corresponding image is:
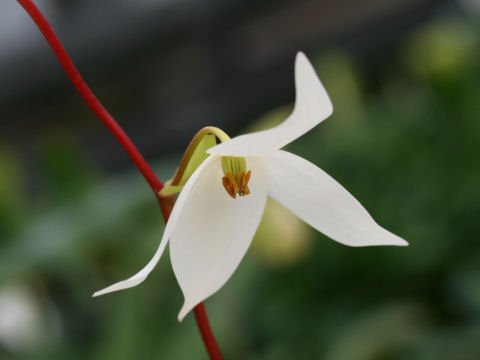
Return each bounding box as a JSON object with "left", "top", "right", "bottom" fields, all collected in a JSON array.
[
  {"left": 266, "top": 151, "right": 408, "bottom": 247},
  {"left": 92, "top": 156, "right": 219, "bottom": 297},
  {"left": 171, "top": 156, "right": 269, "bottom": 321},
  {"left": 208, "top": 52, "right": 333, "bottom": 157}
]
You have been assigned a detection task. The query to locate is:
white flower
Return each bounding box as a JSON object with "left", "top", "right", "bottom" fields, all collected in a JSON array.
[{"left": 94, "top": 52, "right": 408, "bottom": 321}]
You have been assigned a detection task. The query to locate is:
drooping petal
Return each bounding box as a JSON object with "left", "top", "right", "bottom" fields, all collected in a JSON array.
[
  {"left": 92, "top": 155, "right": 219, "bottom": 297},
  {"left": 208, "top": 52, "right": 333, "bottom": 157},
  {"left": 266, "top": 151, "right": 408, "bottom": 247},
  {"left": 171, "top": 157, "right": 269, "bottom": 321}
]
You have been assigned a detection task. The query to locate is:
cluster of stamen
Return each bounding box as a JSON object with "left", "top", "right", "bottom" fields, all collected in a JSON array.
[{"left": 222, "top": 170, "right": 251, "bottom": 199}]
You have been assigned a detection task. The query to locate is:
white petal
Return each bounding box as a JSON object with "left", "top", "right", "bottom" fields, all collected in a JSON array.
[
  {"left": 171, "top": 157, "right": 269, "bottom": 321},
  {"left": 266, "top": 151, "right": 408, "bottom": 247},
  {"left": 208, "top": 52, "right": 333, "bottom": 157},
  {"left": 92, "top": 155, "right": 219, "bottom": 297}
]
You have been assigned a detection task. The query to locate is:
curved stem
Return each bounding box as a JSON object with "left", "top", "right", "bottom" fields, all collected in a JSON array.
[
  {"left": 16, "top": 1, "right": 222, "bottom": 358},
  {"left": 18, "top": 0, "right": 162, "bottom": 191}
]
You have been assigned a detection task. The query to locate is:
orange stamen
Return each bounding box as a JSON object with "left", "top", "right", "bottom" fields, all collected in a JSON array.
[
  {"left": 226, "top": 172, "right": 239, "bottom": 194},
  {"left": 222, "top": 170, "right": 252, "bottom": 198},
  {"left": 222, "top": 176, "right": 236, "bottom": 198}
]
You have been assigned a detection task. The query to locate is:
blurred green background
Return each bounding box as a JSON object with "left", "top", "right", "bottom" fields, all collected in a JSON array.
[{"left": 1, "top": 0, "right": 480, "bottom": 359}]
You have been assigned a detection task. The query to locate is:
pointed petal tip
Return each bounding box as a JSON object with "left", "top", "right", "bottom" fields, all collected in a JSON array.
[
  {"left": 294, "top": 51, "right": 311, "bottom": 73},
  {"left": 354, "top": 235, "right": 409, "bottom": 248},
  {"left": 91, "top": 277, "right": 144, "bottom": 298},
  {"left": 294, "top": 51, "right": 333, "bottom": 116},
  {"left": 380, "top": 231, "right": 409, "bottom": 247},
  {"left": 396, "top": 238, "right": 409, "bottom": 247},
  {"left": 92, "top": 286, "right": 115, "bottom": 298},
  {"left": 295, "top": 51, "right": 307, "bottom": 61},
  {"left": 177, "top": 301, "right": 194, "bottom": 322}
]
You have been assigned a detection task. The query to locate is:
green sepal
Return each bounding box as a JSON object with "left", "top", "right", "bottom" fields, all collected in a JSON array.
[
  {"left": 178, "top": 134, "right": 216, "bottom": 186},
  {"left": 159, "top": 184, "right": 184, "bottom": 196}
]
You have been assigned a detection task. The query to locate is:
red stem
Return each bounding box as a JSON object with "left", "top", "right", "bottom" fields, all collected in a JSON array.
[
  {"left": 16, "top": 1, "right": 222, "bottom": 358},
  {"left": 194, "top": 304, "right": 224, "bottom": 360}
]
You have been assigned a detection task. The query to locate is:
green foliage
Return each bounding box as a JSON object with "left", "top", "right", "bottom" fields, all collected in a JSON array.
[{"left": 1, "top": 13, "right": 480, "bottom": 360}]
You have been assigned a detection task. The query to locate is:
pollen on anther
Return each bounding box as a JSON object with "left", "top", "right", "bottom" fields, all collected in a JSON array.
[
  {"left": 222, "top": 175, "right": 236, "bottom": 199},
  {"left": 227, "top": 172, "right": 239, "bottom": 194},
  {"left": 222, "top": 170, "right": 251, "bottom": 199}
]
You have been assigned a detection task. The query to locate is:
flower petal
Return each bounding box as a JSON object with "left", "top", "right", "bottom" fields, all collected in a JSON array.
[
  {"left": 92, "top": 155, "right": 219, "bottom": 297},
  {"left": 266, "top": 151, "right": 408, "bottom": 247},
  {"left": 208, "top": 52, "right": 333, "bottom": 157},
  {"left": 171, "top": 157, "right": 269, "bottom": 321}
]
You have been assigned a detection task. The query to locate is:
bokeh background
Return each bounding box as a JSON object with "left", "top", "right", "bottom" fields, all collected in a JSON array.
[{"left": 1, "top": 0, "right": 480, "bottom": 358}]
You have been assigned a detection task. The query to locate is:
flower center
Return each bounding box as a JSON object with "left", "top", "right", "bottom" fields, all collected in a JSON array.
[{"left": 221, "top": 156, "right": 251, "bottom": 199}]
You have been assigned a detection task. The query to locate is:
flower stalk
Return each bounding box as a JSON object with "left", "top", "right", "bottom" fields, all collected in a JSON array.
[{"left": 16, "top": 0, "right": 222, "bottom": 358}]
